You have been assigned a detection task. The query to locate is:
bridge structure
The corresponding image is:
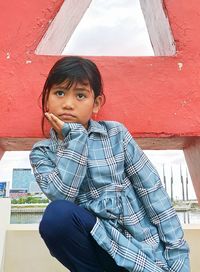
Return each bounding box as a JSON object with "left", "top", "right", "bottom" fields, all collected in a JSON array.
[{"left": 0, "top": 0, "right": 200, "bottom": 203}]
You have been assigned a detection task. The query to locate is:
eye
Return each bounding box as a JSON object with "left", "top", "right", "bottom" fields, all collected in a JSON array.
[
  {"left": 55, "top": 90, "right": 65, "bottom": 97},
  {"left": 76, "top": 93, "right": 86, "bottom": 100}
]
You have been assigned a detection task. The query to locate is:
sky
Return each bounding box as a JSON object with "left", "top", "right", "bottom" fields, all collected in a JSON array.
[
  {"left": 0, "top": 0, "right": 197, "bottom": 200},
  {"left": 62, "top": 0, "right": 154, "bottom": 56}
]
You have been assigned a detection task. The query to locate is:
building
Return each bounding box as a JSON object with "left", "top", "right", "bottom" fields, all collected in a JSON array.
[{"left": 12, "top": 168, "right": 37, "bottom": 193}]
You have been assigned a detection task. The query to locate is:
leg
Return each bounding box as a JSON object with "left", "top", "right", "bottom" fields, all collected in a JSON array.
[
  {"left": 92, "top": 240, "right": 128, "bottom": 272},
  {"left": 39, "top": 200, "right": 126, "bottom": 272},
  {"left": 39, "top": 200, "right": 103, "bottom": 272}
]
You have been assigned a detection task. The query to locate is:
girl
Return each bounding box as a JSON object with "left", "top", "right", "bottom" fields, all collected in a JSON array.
[{"left": 30, "top": 56, "right": 190, "bottom": 272}]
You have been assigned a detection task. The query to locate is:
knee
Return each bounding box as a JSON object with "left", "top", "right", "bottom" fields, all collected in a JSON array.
[{"left": 39, "top": 200, "right": 77, "bottom": 241}]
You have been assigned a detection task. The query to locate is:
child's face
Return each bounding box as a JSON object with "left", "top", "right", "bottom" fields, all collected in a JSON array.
[{"left": 46, "top": 80, "right": 102, "bottom": 128}]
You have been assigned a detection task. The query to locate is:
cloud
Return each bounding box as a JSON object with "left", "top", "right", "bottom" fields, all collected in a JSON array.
[
  {"left": 62, "top": 0, "right": 153, "bottom": 56},
  {"left": 0, "top": 151, "right": 31, "bottom": 181}
]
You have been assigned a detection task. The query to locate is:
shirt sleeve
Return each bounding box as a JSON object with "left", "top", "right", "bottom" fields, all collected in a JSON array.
[
  {"left": 123, "top": 126, "right": 190, "bottom": 271},
  {"left": 29, "top": 123, "right": 88, "bottom": 202}
]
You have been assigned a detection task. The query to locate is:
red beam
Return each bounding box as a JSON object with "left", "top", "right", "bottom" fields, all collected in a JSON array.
[{"left": 0, "top": 0, "right": 200, "bottom": 145}]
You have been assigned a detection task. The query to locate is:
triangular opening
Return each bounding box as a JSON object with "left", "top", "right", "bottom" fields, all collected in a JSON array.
[
  {"left": 36, "top": 0, "right": 175, "bottom": 56},
  {"left": 62, "top": 0, "right": 154, "bottom": 56}
]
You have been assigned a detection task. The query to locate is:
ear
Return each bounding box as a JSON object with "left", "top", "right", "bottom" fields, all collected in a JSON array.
[{"left": 92, "top": 96, "right": 104, "bottom": 114}]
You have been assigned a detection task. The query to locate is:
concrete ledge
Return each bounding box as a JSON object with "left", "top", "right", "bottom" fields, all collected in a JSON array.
[
  {"left": 182, "top": 224, "right": 200, "bottom": 271},
  {"left": 4, "top": 224, "right": 67, "bottom": 272},
  {"left": 3, "top": 224, "right": 199, "bottom": 272}
]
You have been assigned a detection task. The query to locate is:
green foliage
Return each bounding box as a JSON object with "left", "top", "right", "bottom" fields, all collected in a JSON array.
[
  {"left": 11, "top": 196, "right": 49, "bottom": 204},
  {"left": 11, "top": 199, "right": 18, "bottom": 204}
]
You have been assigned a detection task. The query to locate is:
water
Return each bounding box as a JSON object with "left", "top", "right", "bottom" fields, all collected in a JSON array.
[
  {"left": 10, "top": 211, "right": 200, "bottom": 224},
  {"left": 177, "top": 210, "right": 200, "bottom": 224}
]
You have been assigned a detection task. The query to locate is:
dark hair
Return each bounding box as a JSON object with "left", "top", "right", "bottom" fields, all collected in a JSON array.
[{"left": 40, "top": 56, "right": 105, "bottom": 135}]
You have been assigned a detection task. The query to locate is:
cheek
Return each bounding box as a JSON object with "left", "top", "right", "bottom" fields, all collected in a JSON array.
[
  {"left": 47, "top": 96, "right": 56, "bottom": 108},
  {"left": 46, "top": 102, "right": 56, "bottom": 113}
]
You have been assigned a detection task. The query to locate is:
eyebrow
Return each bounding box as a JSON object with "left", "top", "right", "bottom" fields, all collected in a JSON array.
[
  {"left": 51, "top": 85, "right": 91, "bottom": 93},
  {"left": 74, "top": 87, "right": 91, "bottom": 93},
  {"left": 51, "top": 85, "right": 66, "bottom": 90}
]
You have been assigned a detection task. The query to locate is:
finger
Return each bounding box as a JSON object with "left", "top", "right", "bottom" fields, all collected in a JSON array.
[
  {"left": 45, "top": 113, "right": 55, "bottom": 126},
  {"left": 45, "top": 112, "right": 57, "bottom": 128},
  {"left": 44, "top": 112, "right": 51, "bottom": 119},
  {"left": 49, "top": 113, "right": 61, "bottom": 123},
  {"left": 44, "top": 113, "right": 53, "bottom": 125},
  {"left": 45, "top": 112, "right": 58, "bottom": 124},
  {"left": 45, "top": 113, "right": 64, "bottom": 133},
  {"left": 45, "top": 112, "right": 55, "bottom": 123},
  {"left": 49, "top": 113, "right": 64, "bottom": 127},
  {"left": 48, "top": 114, "right": 64, "bottom": 140}
]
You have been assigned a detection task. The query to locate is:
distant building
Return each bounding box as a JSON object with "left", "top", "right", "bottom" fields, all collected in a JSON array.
[
  {"left": 0, "top": 181, "right": 10, "bottom": 197},
  {"left": 0, "top": 182, "right": 7, "bottom": 197},
  {"left": 12, "top": 168, "right": 38, "bottom": 194},
  {"left": 9, "top": 189, "right": 28, "bottom": 199},
  {"left": 29, "top": 181, "right": 42, "bottom": 194}
]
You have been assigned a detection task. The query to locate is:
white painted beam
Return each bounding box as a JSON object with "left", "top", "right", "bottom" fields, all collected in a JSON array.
[
  {"left": 36, "top": 0, "right": 92, "bottom": 55},
  {"left": 139, "top": 0, "right": 176, "bottom": 56}
]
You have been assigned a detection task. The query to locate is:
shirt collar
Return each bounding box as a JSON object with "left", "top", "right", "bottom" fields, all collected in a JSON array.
[{"left": 87, "top": 119, "right": 107, "bottom": 136}]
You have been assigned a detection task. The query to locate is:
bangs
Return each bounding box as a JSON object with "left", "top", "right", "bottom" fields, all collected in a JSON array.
[
  {"left": 47, "top": 65, "right": 92, "bottom": 91},
  {"left": 52, "top": 77, "right": 90, "bottom": 90}
]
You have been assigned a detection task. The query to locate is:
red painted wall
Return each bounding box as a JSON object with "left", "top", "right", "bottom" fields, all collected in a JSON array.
[{"left": 0, "top": 0, "right": 200, "bottom": 146}]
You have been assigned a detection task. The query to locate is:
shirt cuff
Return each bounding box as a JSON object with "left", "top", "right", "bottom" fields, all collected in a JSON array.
[{"left": 62, "top": 122, "right": 87, "bottom": 138}]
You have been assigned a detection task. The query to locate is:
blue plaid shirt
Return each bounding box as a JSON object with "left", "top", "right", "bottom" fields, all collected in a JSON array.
[{"left": 30, "top": 120, "right": 190, "bottom": 272}]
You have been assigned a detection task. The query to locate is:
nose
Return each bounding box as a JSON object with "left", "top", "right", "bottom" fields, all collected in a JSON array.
[{"left": 62, "top": 95, "right": 74, "bottom": 109}]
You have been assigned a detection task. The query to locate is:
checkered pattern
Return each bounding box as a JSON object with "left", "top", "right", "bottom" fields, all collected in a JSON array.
[{"left": 30, "top": 120, "right": 190, "bottom": 271}]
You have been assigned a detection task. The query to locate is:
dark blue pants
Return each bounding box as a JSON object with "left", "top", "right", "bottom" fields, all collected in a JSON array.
[{"left": 39, "top": 200, "right": 127, "bottom": 272}]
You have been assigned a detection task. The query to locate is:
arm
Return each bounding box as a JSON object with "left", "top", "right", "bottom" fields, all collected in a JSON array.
[
  {"left": 29, "top": 122, "right": 88, "bottom": 202},
  {"left": 123, "top": 126, "right": 190, "bottom": 271}
]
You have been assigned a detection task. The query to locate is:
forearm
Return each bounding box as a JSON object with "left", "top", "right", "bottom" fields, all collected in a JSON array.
[{"left": 30, "top": 123, "right": 88, "bottom": 201}]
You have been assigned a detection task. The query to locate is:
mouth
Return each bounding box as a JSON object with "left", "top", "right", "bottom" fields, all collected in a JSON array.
[{"left": 58, "top": 113, "right": 76, "bottom": 121}]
